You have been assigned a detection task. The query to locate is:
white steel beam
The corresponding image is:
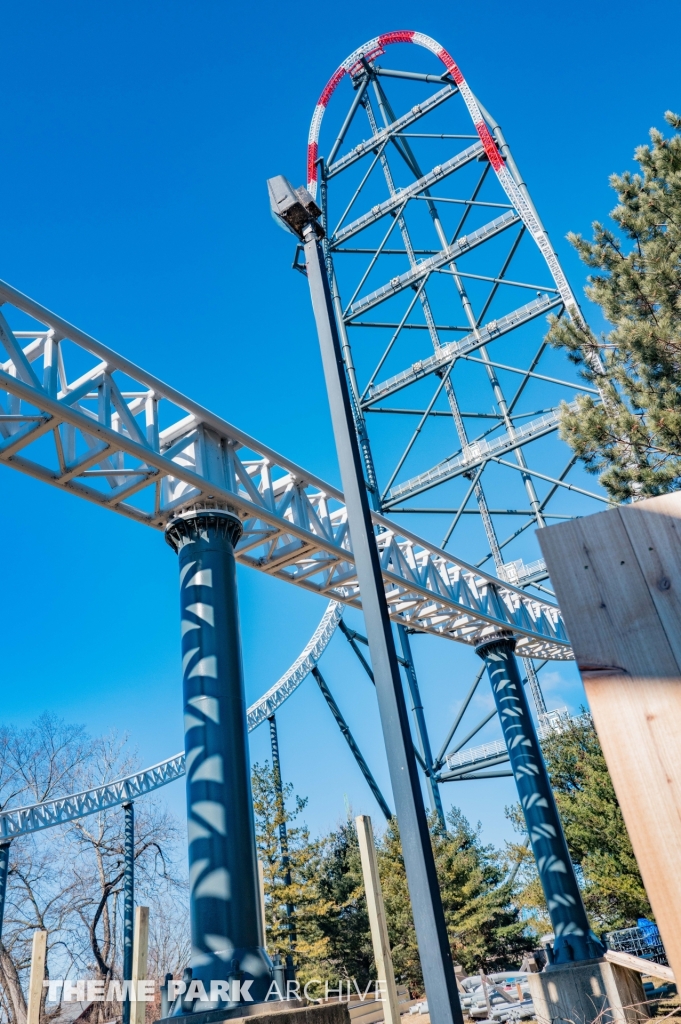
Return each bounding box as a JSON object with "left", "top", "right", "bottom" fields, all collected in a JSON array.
[
  {"left": 0, "top": 278, "right": 571, "bottom": 659},
  {"left": 386, "top": 405, "right": 574, "bottom": 505},
  {"left": 363, "top": 294, "right": 562, "bottom": 407},
  {"left": 332, "top": 140, "right": 484, "bottom": 246},
  {"left": 326, "top": 84, "right": 458, "bottom": 179},
  {"left": 346, "top": 210, "right": 520, "bottom": 320}
]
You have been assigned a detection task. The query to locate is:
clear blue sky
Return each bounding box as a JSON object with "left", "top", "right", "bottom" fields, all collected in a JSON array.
[{"left": 1, "top": 0, "right": 679, "bottom": 852}]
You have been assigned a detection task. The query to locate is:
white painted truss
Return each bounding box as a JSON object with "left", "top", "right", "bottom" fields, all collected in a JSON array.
[
  {"left": 246, "top": 600, "right": 342, "bottom": 728},
  {"left": 0, "top": 278, "right": 571, "bottom": 659},
  {"left": 0, "top": 753, "right": 187, "bottom": 840},
  {"left": 387, "top": 406, "right": 574, "bottom": 504},
  {"left": 446, "top": 738, "right": 507, "bottom": 772}
]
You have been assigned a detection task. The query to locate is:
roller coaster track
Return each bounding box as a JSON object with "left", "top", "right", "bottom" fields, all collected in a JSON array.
[
  {"left": 0, "top": 32, "right": 598, "bottom": 855},
  {"left": 0, "top": 602, "right": 342, "bottom": 839},
  {"left": 0, "top": 278, "right": 570, "bottom": 660}
]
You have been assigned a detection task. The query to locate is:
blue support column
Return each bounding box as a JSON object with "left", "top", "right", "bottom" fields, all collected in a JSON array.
[
  {"left": 122, "top": 801, "right": 134, "bottom": 1024},
  {"left": 166, "top": 508, "right": 272, "bottom": 1006},
  {"left": 0, "top": 841, "right": 10, "bottom": 944},
  {"left": 267, "top": 715, "right": 296, "bottom": 986},
  {"left": 475, "top": 632, "right": 604, "bottom": 964}
]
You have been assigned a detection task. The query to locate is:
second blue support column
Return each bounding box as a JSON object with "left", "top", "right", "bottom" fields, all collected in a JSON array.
[{"left": 475, "top": 632, "right": 604, "bottom": 964}]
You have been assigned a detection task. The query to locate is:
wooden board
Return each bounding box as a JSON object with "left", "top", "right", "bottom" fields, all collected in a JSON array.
[
  {"left": 131, "top": 906, "right": 150, "bottom": 1024},
  {"left": 356, "top": 816, "right": 401, "bottom": 1024},
  {"left": 538, "top": 493, "right": 681, "bottom": 981},
  {"left": 604, "top": 949, "right": 675, "bottom": 982},
  {"left": 26, "top": 930, "right": 47, "bottom": 1024}
]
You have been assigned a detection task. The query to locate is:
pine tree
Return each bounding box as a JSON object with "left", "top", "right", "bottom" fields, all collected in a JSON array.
[
  {"left": 312, "top": 821, "right": 375, "bottom": 988},
  {"left": 253, "top": 769, "right": 534, "bottom": 993},
  {"left": 547, "top": 112, "right": 681, "bottom": 501},
  {"left": 379, "top": 811, "right": 534, "bottom": 991},
  {"left": 251, "top": 762, "right": 332, "bottom": 984},
  {"left": 508, "top": 715, "right": 651, "bottom": 932}
]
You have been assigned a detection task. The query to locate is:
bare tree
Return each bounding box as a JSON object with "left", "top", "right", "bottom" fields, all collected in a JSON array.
[
  {"left": 67, "top": 734, "right": 186, "bottom": 1017},
  {"left": 0, "top": 718, "right": 188, "bottom": 1024}
]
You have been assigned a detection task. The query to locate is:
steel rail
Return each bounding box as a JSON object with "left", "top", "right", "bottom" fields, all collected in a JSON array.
[
  {"left": 0, "top": 281, "right": 572, "bottom": 659},
  {"left": 306, "top": 30, "right": 582, "bottom": 318},
  {"left": 246, "top": 600, "right": 342, "bottom": 728},
  {"left": 0, "top": 603, "right": 342, "bottom": 840},
  {"left": 0, "top": 754, "right": 187, "bottom": 840}
]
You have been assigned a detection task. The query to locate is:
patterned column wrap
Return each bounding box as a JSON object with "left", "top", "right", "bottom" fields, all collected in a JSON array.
[
  {"left": 476, "top": 632, "right": 604, "bottom": 964},
  {"left": 166, "top": 509, "right": 271, "bottom": 1004}
]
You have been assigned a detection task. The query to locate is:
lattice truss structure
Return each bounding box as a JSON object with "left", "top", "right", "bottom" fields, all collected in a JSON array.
[
  {"left": 303, "top": 31, "right": 611, "bottom": 734},
  {"left": 0, "top": 278, "right": 570, "bottom": 660},
  {"left": 307, "top": 32, "right": 609, "bottom": 601}
]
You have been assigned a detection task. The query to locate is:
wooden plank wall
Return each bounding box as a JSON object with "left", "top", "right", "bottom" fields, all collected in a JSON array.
[{"left": 538, "top": 492, "right": 681, "bottom": 980}]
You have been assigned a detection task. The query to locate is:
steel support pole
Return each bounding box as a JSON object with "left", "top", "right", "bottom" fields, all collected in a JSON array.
[
  {"left": 166, "top": 509, "right": 271, "bottom": 1006},
  {"left": 0, "top": 841, "right": 10, "bottom": 945},
  {"left": 397, "top": 626, "right": 446, "bottom": 830},
  {"left": 303, "top": 226, "right": 462, "bottom": 1024},
  {"left": 475, "top": 632, "right": 604, "bottom": 964},
  {"left": 267, "top": 714, "right": 296, "bottom": 981},
  {"left": 122, "top": 801, "right": 134, "bottom": 1024}
]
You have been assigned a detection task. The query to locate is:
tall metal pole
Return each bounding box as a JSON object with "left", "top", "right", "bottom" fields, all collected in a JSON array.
[
  {"left": 475, "top": 633, "right": 604, "bottom": 964},
  {"left": 122, "top": 801, "right": 134, "bottom": 1024},
  {"left": 267, "top": 714, "right": 296, "bottom": 977},
  {"left": 0, "top": 841, "right": 10, "bottom": 945},
  {"left": 302, "top": 222, "right": 461, "bottom": 1024},
  {"left": 397, "top": 626, "right": 446, "bottom": 830},
  {"left": 166, "top": 508, "right": 271, "bottom": 1005}
]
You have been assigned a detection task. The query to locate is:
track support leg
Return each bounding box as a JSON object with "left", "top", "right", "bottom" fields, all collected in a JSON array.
[
  {"left": 166, "top": 509, "right": 271, "bottom": 1006},
  {"left": 303, "top": 224, "right": 462, "bottom": 1024},
  {"left": 475, "top": 632, "right": 604, "bottom": 964},
  {"left": 122, "top": 801, "right": 134, "bottom": 1024},
  {"left": 397, "top": 625, "right": 446, "bottom": 830}
]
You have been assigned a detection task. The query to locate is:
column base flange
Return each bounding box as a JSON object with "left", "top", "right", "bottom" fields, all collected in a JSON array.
[{"left": 528, "top": 957, "right": 649, "bottom": 1024}]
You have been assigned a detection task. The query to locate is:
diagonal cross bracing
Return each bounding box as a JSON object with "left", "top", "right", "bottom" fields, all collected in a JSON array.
[
  {"left": 326, "top": 84, "right": 458, "bottom": 180},
  {"left": 332, "top": 141, "right": 484, "bottom": 246},
  {"left": 386, "top": 404, "right": 576, "bottom": 505},
  {"left": 363, "top": 293, "right": 562, "bottom": 406},
  {"left": 0, "top": 278, "right": 571, "bottom": 659},
  {"left": 346, "top": 210, "right": 520, "bottom": 319}
]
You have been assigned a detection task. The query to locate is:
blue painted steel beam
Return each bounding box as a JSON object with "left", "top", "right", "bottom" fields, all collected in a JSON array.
[
  {"left": 0, "top": 841, "right": 10, "bottom": 943},
  {"left": 397, "top": 626, "right": 446, "bottom": 830},
  {"left": 122, "top": 801, "right": 134, "bottom": 1024},
  {"left": 302, "top": 220, "right": 462, "bottom": 1024},
  {"left": 311, "top": 667, "right": 392, "bottom": 821},
  {"left": 267, "top": 714, "right": 296, "bottom": 963}
]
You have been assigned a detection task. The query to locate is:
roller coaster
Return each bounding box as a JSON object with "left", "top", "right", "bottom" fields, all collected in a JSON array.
[{"left": 0, "top": 29, "right": 610, "bottom": 1022}]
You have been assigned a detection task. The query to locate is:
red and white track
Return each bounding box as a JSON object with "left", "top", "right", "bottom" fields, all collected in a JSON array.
[{"left": 307, "top": 30, "right": 581, "bottom": 321}]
